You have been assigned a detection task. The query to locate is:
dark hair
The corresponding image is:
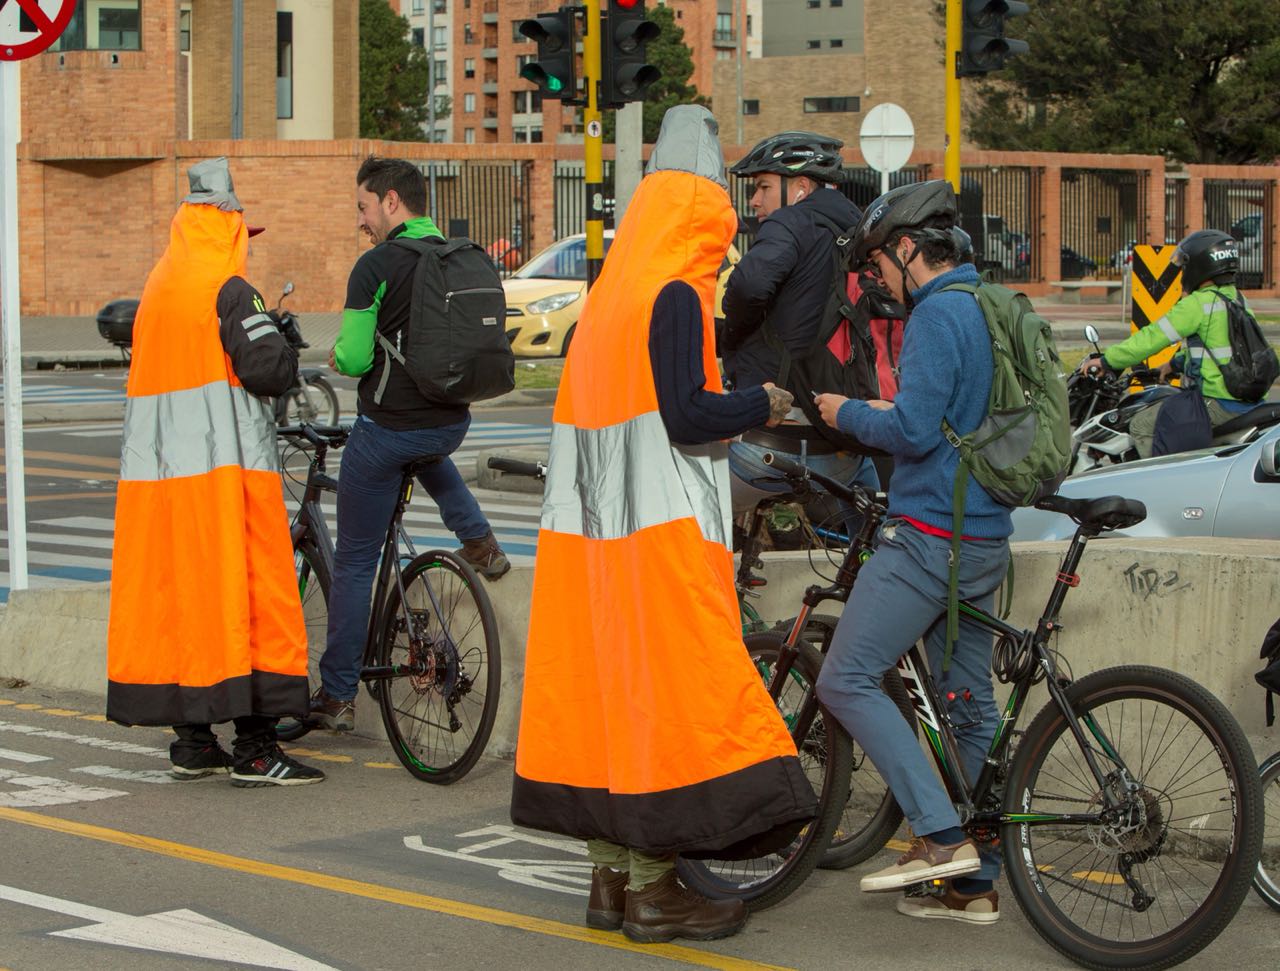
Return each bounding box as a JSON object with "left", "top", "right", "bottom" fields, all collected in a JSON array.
[
  {"left": 356, "top": 156, "right": 427, "bottom": 216},
  {"left": 884, "top": 215, "right": 960, "bottom": 269}
]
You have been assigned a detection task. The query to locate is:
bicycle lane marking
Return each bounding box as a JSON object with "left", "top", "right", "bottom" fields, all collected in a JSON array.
[{"left": 0, "top": 806, "right": 793, "bottom": 971}]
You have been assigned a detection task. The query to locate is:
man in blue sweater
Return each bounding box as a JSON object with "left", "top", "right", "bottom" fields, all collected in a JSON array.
[{"left": 813, "top": 181, "right": 1012, "bottom": 924}]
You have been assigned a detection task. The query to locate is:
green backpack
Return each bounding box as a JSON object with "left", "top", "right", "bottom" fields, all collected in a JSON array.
[{"left": 939, "top": 282, "right": 1072, "bottom": 666}]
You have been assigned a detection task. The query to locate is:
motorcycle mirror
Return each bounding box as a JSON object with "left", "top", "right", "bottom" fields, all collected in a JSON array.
[
  {"left": 1083, "top": 325, "right": 1100, "bottom": 344},
  {"left": 1262, "top": 440, "right": 1280, "bottom": 479},
  {"left": 282, "top": 281, "right": 295, "bottom": 297}
]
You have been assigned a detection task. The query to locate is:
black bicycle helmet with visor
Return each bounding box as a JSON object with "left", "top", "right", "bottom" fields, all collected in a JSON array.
[
  {"left": 1173, "top": 229, "right": 1239, "bottom": 292},
  {"left": 850, "top": 179, "right": 959, "bottom": 310},
  {"left": 730, "top": 131, "right": 844, "bottom": 209}
]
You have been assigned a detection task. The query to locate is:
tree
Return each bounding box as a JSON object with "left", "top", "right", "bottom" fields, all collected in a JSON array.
[
  {"left": 958, "top": 0, "right": 1280, "bottom": 164},
  {"left": 359, "top": 0, "right": 449, "bottom": 141},
  {"left": 602, "top": 3, "right": 707, "bottom": 143}
]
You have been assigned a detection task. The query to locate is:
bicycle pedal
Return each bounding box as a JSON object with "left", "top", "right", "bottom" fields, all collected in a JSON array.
[{"left": 746, "top": 575, "right": 768, "bottom": 588}]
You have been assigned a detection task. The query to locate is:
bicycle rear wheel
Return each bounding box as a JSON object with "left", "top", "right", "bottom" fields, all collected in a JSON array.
[
  {"left": 676, "top": 633, "right": 852, "bottom": 911},
  {"left": 277, "top": 541, "right": 329, "bottom": 742},
  {"left": 1253, "top": 750, "right": 1280, "bottom": 911},
  {"left": 376, "top": 550, "right": 500, "bottom": 784},
  {"left": 1003, "top": 665, "right": 1263, "bottom": 970}
]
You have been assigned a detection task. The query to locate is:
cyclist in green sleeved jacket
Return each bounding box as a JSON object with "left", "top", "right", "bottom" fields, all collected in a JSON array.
[{"left": 1077, "top": 229, "right": 1263, "bottom": 458}]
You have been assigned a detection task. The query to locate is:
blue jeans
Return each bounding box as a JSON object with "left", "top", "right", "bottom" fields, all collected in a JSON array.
[
  {"left": 729, "top": 439, "right": 880, "bottom": 539},
  {"left": 320, "top": 414, "right": 491, "bottom": 701},
  {"left": 815, "top": 518, "right": 1010, "bottom": 881}
]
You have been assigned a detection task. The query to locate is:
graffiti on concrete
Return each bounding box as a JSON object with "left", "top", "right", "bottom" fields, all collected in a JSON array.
[{"left": 1123, "top": 562, "right": 1192, "bottom": 600}]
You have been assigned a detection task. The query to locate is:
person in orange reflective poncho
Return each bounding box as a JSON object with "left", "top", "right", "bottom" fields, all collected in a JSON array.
[
  {"left": 510, "top": 106, "right": 810, "bottom": 944},
  {"left": 107, "top": 157, "right": 324, "bottom": 788}
]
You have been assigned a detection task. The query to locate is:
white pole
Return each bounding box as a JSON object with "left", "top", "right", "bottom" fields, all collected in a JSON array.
[{"left": 0, "top": 59, "right": 28, "bottom": 590}]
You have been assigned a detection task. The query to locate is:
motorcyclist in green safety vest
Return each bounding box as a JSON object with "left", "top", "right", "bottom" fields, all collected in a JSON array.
[{"left": 1077, "top": 229, "right": 1262, "bottom": 457}]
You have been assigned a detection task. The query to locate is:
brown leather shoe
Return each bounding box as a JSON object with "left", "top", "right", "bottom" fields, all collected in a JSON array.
[
  {"left": 860, "top": 835, "right": 981, "bottom": 893},
  {"left": 896, "top": 883, "right": 999, "bottom": 924},
  {"left": 621, "top": 870, "right": 748, "bottom": 943},
  {"left": 586, "top": 867, "right": 628, "bottom": 930},
  {"left": 456, "top": 531, "right": 511, "bottom": 580}
]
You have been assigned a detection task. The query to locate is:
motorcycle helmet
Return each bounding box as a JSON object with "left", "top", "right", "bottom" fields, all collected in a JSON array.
[
  {"left": 729, "top": 131, "right": 845, "bottom": 184},
  {"left": 849, "top": 179, "right": 958, "bottom": 265},
  {"left": 1173, "top": 229, "right": 1238, "bottom": 292}
]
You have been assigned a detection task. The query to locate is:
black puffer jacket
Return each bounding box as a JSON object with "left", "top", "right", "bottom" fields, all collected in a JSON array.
[{"left": 721, "top": 188, "right": 862, "bottom": 390}]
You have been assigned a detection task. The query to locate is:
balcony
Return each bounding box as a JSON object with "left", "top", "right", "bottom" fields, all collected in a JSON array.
[
  {"left": 482, "top": 47, "right": 499, "bottom": 60},
  {"left": 482, "top": 81, "right": 498, "bottom": 94},
  {"left": 713, "top": 29, "right": 737, "bottom": 48},
  {"left": 483, "top": 117, "right": 499, "bottom": 130},
  {"left": 483, "top": 0, "right": 498, "bottom": 25}
]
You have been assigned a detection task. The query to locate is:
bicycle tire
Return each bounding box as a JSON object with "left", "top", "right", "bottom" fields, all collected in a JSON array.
[
  {"left": 1253, "top": 750, "right": 1280, "bottom": 911},
  {"left": 773, "top": 613, "right": 917, "bottom": 870},
  {"left": 376, "top": 550, "right": 501, "bottom": 784},
  {"left": 676, "top": 633, "right": 853, "bottom": 911},
  {"left": 304, "top": 374, "right": 340, "bottom": 427},
  {"left": 1002, "top": 665, "right": 1263, "bottom": 970},
  {"left": 277, "top": 540, "right": 330, "bottom": 742}
]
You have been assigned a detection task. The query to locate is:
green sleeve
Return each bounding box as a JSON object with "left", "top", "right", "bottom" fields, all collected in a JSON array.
[
  {"left": 334, "top": 279, "right": 385, "bottom": 376},
  {"left": 1103, "top": 295, "right": 1201, "bottom": 370}
]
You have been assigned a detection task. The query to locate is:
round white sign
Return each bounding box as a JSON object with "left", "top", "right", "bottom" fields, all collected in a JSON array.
[
  {"left": 859, "top": 103, "right": 915, "bottom": 174},
  {"left": 587, "top": 119, "right": 602, "bottom": 138}
]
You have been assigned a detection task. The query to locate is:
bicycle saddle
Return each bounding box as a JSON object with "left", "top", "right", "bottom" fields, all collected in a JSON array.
[
  {"left": 1033, "top": 494, "right": 1147, "bottom": 531},
  {"left": 403, "top": 456, "right": 443, "bottom": 477}
]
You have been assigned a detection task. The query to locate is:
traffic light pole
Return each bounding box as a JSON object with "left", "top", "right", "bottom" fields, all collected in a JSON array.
[
  {"left": 945, "top": 0, "right": 961, "bottom": 192},
  {"left": 583, "top": 0, "right": 605, "bottom": 288}
]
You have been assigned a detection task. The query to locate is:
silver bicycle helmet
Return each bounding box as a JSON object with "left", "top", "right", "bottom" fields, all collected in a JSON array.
[{"left": 729, "top": 131, "right": 845, "bottom": 185}]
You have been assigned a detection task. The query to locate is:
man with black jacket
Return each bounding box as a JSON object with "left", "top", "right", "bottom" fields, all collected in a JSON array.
[
  {"left": 309, "top": 156, "right": 509, "bottom": 732},
  {"left": 721, "top": 131, "right": 878, "bottom": 529}
]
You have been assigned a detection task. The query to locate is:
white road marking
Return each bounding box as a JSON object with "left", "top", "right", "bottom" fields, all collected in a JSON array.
[
  {"left": 0, "top": 747, "right": 52, "bottom": 763},
  {"left": 0, "top": 768, "right": 127, "bottom": 808},
  {"left": 404, "top": 824, "right": 592, "bottom": 896},
  {"left": 72, "top": 766, "right": 176, "bottom": 784},
  {"left": 0, "top": 721, "right": 167, "bottom": 758}
]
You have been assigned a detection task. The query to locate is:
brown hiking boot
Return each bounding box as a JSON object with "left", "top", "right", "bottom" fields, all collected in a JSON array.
[
  {"left": 896, "top": 882, "right": 999, "bottom": 924},
  {"left": 621, "top": 870, "right": 748, "bottom": 944},
  {"left": 860, "top": 835, "right": 981, "bottom": 893},
  {"left": 586, "top": 867, "right": 628, "bottom": 931},
  {"left": 456, "top": 530, "right": 511, "bottom": 580},
  {"left": 308, "top": 687, "right": 355, "bottom": 732}
]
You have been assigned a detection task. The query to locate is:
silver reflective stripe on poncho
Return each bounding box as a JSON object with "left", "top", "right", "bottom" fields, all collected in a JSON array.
[
  {"left": 540, "top": 410, "right": 732, "bottom": 548},
  {"left": 120, "top": 381, "right": 280, "bottom": 481}
]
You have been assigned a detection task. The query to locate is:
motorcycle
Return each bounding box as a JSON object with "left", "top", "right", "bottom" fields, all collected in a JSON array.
[
  {"left": 268, "top": 282, "right": 340, "bottom": 428},
  {"left": 1069, "top": 324, "right": 1280, "bottom": 474}
]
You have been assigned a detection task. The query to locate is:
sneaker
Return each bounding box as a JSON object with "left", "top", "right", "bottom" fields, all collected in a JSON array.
[
  {"left": 230, "top": 747, "right": 326, "bottom": 788},
  {"left": 860, "top": 836, "right": 981, "bottom": 893},
  {"left": 169, "top": 744, "right": 233, "bottom": 780},
  {"left": 309, "top": 687, "right": 355, "bottom": 732},
  {"left": 456, "top": 531, "right": 511, "bottom": 580},
  {"left": 896, "top": 883, "right": 999, "bottom": 924},
  {"left": 586, "top": 866, "right": 628, "bottom": 931},
  {"left": 621, "top": 870, "right": 747, "bottom": 944}
]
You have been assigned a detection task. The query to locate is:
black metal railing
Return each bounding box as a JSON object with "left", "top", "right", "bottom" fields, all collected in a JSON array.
[
  {"left": 417, "top": 160, "right": 533, "bottom": 277},
  {"left": 1060, "top": 167, "right": 1149, "bottom": 281}
]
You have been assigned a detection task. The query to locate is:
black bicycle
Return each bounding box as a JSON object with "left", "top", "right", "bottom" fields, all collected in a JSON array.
[
  {"left": 278, "top": 424, "right": 501, "bottom": 785},
  {"left": 1255, "top": 749, "right": 1280, "bottom": 911},
  {"left": 684, "top": 451, "right": 1264, "bottom": 969}
]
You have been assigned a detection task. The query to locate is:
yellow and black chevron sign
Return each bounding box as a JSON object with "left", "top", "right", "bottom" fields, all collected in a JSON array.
[{"left": 1130, "top": 245, "right": 1182, "bottom": 332}]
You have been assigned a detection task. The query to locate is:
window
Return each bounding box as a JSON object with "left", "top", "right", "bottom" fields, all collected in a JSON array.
[
  {"left": 179, "top": 8, "right": 190, "bottom": 52},
  {"left": 830, "top": 0, "right": 844, "bottom": 5},
  {"left": 513, "top": 90, "right": 543, "bottom": 113},
  {"left": 465, "top": 128, "right": 476, "bottom": 143},
  {"left": 412, "top": 0, "right": 424, "bottom": 13},
  {"left": 464, "top": 23, "right": 473, "bottom": 44},
  {"left": 806, "top": 39, "right": 820, "bottom": 49},
  {"left": 804, "top": 96, "right": 860, "bottom": 113},
  {"left": 55, "top": 0, "right": 143, "bottom": 51},
  {"left": 464, "top": 57, "right": 476, "bottom": 78},
  {"left": 433, "top": 25, "right": 447, "bottom": 47},
  {"left": 746, "top": 14, "right": 753, "bottom": 37},
  {"left": 515, "top": 128, "right": 528, "bottom": 144},
  {"left": 434, "top": 58, "right": 447, "bottom": 83},
  {"left": 412, "top": 27, "right": 424, "bottom": 47},
  {"left": 464, "top": 93, "right": 476, "bottom": 113},
  {"left": 830, "top": 38, "right": 843, "bottom": 48},
  {"left": 276, "top": 12, "right": 292, "bottom": 119},
  {"left": 716, "top": 12, "right": 731, "bottom": 31},
  {"left": 742, "top": 100, "right": 759, "bottom": 115},
  {"left": 513, "top": 19, "right": 528, "bottom": 42},
  {"left": 807, "top": 0, "right": 820, "bottom": 7}
]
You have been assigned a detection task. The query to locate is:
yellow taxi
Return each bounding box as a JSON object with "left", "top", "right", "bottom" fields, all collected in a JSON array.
[{"left": 503, "top": 231, "right": 740, "bottom": 358}]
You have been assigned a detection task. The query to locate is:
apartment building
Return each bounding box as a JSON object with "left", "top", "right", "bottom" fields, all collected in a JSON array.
[{"left": 400, "top": 0, "right": 454, "bottom": 142}]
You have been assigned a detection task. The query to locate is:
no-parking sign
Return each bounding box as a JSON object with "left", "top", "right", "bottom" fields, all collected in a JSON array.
[{"left": 0, "top": 0, "right": 75, "bottom": 61}]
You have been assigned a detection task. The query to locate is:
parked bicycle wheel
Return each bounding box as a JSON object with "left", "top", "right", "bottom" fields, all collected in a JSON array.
[
  {"left": 280, "top": 375, "right": 339, "bottom": 427},
  {"left": 276, "top": 541, "right": 330, "bottom": 742},
  {"left": 1003, "top": 665, "right": 1263, "bottom": 970},
  {"left": 676, "top": 633, "right": 853, "bottom": 911},
  {"left": 376, "top": 550, "right": 500, "bottom": 784},
  {"left": 1254, "top": 750, "right": 1280, "bottom": 911},
  {"left": 773, "top": 614, "right": 916, "bottom": 870}
]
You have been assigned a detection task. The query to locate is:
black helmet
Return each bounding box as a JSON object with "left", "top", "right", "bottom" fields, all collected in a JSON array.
[
  {"left": 1173, "top": 229, "right": 1238, "bottom": 291},
  {"left": 729, "top": 131, "right": 844, "bottom": 184},
  {"left": 951, "top": 226, "right": 975, "bottom": 263},
  {"left": 850, "top": 179, "right": 958, "bottom": 264}
]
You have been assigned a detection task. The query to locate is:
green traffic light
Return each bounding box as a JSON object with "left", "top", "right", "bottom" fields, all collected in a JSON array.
[{"left": 548, "top": 76, "right": 563, "bottom": 93}]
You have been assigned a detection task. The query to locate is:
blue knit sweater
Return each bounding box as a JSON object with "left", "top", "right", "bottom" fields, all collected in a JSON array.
[{"left": 835, "top": 264, "right": 1012, "bottom": 539}]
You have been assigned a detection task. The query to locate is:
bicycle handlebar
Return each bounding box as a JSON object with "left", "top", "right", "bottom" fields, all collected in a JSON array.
[
  {"left": 277, "top": 423, "right": 350, "bottom": 449},
  {"left": 761, "top": 451, "right": 880, "bottom": 514},
  {"left": 486, "top": 456, "right": 547, "bottom": 481}
]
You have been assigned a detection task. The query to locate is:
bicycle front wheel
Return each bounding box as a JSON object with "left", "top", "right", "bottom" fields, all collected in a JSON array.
[
  {"left": 676, "top": 633, "right": 852, "bottom": 911},
  {"left": 277, "top": 540, "right": 330, "bottom": 742},
  {"left": 1003, "top": 665, "right": 1263, "bottom": 971},
  {"left": 1253, "top": 750, "right": 1280, "bottom": 911},
  {"left": 376, "top": 550, "right": 500, "bottom": 784}
]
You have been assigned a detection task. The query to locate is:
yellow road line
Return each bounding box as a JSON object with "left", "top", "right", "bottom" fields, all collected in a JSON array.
[
  {"left": 0, "top": 807, "right": 791, "bottom": 971},
  {"left": 363, "top": 761, "right": 399, "bottom": 770},
  {"left": 79, "top": 714, "right": 108, "bottom": 722},
  {"left": 39, "top": 708, "right": 83, "bottom": 717},
  {"left": 14, "top": 703, "right": 43, "bottom": 710},
  {"left": 0, "top": 699, "right": 14, "bottom": 706}
]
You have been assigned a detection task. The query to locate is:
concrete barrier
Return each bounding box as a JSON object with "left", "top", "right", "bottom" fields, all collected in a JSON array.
[{"left": 3, "top": 538, "right": 1277, "bottom": 753}]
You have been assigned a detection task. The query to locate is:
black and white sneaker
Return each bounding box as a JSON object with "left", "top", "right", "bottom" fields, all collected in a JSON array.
[
  {"left": 169, "top": 744, "right": 234, "bottom": 780},
  {"left": 230, "top": 748, "right": 326, "bottom": 788}
]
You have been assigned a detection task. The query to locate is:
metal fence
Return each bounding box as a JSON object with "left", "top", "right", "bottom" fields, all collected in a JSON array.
[
  {"left": 1165, "top": 179, "right": 1188, "bottom": 244},
  {"left": 1060, "top": 167, "right": 1150, "bottom": 281},
  {"left": 958, "top": 166, "right": 1042, "bottom": 284},
  {"left": 1203, "top": 178, "right": 1274, "bottom": 290},
  {"left": 415, "top": 160, "right": 533, "bottom": 276}
]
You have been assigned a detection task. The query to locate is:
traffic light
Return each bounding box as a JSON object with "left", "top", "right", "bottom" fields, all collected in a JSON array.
[
  {"left": 519, "top": 9, "right": 578, "bottom": 101},
  {"left": 957, "top": 0, "right": 1030, "bottom": 77},
  {"left": 601, "top": 0, "right": 660, "bottom": 108}
]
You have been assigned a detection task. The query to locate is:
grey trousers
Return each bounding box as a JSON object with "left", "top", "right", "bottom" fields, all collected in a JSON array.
[{"left": 1129, "top": 394, "right": 1240, "bottom": 458}]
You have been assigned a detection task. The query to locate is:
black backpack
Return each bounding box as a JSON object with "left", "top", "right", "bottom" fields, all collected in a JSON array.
[
  {"left": 374, "top": 236, "right": 515, "bottom": 406},
  {"left": 1208, "top": 289, "right": 1279, "bottom": 403},
  {"left": 1259, "top": 617, "right": 1280, "bottom": 727}
]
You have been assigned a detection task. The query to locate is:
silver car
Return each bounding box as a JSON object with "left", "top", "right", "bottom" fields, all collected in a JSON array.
[{"left": 1012, "top": 424, "right": 1280, "bottom": 541}]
